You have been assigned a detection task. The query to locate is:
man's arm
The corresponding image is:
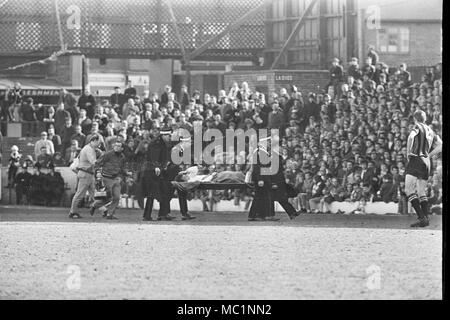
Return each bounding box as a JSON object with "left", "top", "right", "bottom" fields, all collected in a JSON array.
[
  {"left": 429, "top": 134, "right": 443, "bottom": 158},
  {"left": 34, "top": 141, "right": 39, "bottom": 158},
  {"left": 406, "top": 131, "right": 415, "bottom": 157},
  {"left": 94, "top": 151, "right": 107, "bottom": 170},
  {"left": 49, "top": 140, "right": 55, "bottom": 155}
]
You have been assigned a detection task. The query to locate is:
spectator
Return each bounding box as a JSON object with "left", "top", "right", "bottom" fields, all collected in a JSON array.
[
  {"left": 180, "top": 85, "right": 190, "bottom": 109},
  {"left": 54, "top": 102, "right": 70, "bottom": 134},
  {"left": 309, "top": 175, "right": 325, "bottom": 213},
  {"left": 109, "top": 87, "right": 125, "bottom": 113},
  {"left": 328, "top": 58, "right": 344, "bottom": 97},
  {"left": 367, "top": 45, "right": 379, "bottom": 66},
  {"left": 43, "top": 106, "right": 56, "bottom": 130},
  {"left": 376, "top": 175, "right": 397, "bottom": 203},
  {"left": 48, "top": 126, "right": 62, "bottom": 154},
  {"left": 6, "top": 82, "right": 24, "bottom": 122},
  {"left": 19, "top": 97, "right": 37, "bottom": 136},
  {"left": 34, "top": 131, "right": 55, "bottom": 158},
  {"left": 7, "top": 145, "right": 22, "bottom": 188},
  {"left": 397, "top": 63, "right": 411, "bottom": 87},
  {"left": 78, "top": 109, "right": 92, "bottom": 135},
  {"left": 36, "top": 145, "right": 54, "bottom": 169},
  {"left": 124, "top": 80, "right": 137, "bottom": 100},
  {"left": 160, "top": 85, "right": 172, "bottom": 106},
  {"left": 70, "top": 124, "right": 86, "bottom": 148},
  {"left": 53, "top": 152, "right": 66, "bottom": 167},
  {"left": 60, "top": 118, "right": 76, "bottom": 152},
  {"left": 58, "top": 89, "right": 77, "bottom": 110},
  {"left": 267, "top": 101, "right": 285, "bottom": 130},
  {"left": 65, "top": 140, "right": 81, "bottom": 165}
]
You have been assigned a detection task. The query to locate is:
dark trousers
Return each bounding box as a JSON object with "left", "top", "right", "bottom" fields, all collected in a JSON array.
[
  {"left": 249, "top": 186, "right": 272, "bottom": 219},
  {"left": 143, "top": 196, "right": 170, "bottom": 219},
  {"left": 8, "top": 166, "right": 18, "bottom": 185},
  {"left": 177, "top": 190, "right": 189, "bottom": 216},
  {"left": 16, "top": 186, "right": 29, "bottom": 205},
  {"left": 271, "top": 196, "right": 297, "bottom": 217}
]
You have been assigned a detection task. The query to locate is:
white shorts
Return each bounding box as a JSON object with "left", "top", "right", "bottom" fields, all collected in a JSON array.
[{"left": 405, "top": 174, "right": 427, "bottom": 197}]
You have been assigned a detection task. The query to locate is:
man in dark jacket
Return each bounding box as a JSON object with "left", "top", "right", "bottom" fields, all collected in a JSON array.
[
  {"left": 45, "top": 164, "right": 65, "bottom": 206},
  {"left": 60, "top": 118, "right": 76, "bottom": 153},
  {"left": 15, "top": 163, "right": 32, "bottom": 205},
  {"left": 141, "top": 128, "right": 175, "bottom": 221},
  {"left": 347, "top": 57, "right": 362, "bottom": 81},
  {"left": 109, "top": 87, "right": 125, "bottom": 111},
  {"left": 329, "top": 57, "right": 344, "bottom": 97},
  {"left": 77, "top": 89, "right": 96, "bottom": 120},
  {"left": 248, "top": 146, "right": 274, "bottom": 221},
  {"left": 29, "top": 164, "right": 47, "bottom": 205},
  {"left": 19, "top": 98, "right": 37, "bottom": 136}
]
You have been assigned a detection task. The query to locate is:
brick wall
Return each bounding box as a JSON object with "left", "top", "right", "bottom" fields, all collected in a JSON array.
[{"left": 364, "top": 22, "right": 442, "bottom": 67}]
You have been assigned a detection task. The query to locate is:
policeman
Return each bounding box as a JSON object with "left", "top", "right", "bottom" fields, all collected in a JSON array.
[
  {"left": 46, "top": 163, "right": 65, "bottom": 206},
  {"left": 248, "top": 146, "right": 273, "bottom": 221},
  {"left": 141, "top": 127, "right": 174, "bottom": 221},
  {"left": 15, "top": 163, "right": 32, "bottom": 205},
  {"left": 29, "top": 163, "right": 47, "bottom": 205}
]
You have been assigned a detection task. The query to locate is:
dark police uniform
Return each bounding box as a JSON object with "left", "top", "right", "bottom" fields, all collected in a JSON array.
[
  {"left": 30, "top": 166, "right": 47, "bottom": 205},
  {"left": 248, "top": 148, "right": 272, "bottom": 221},
  {"left": 141, "top": 134, "right": 172, "bottom": 220},
  {"left": 15, "top": 167, "right": 32, "bottom": 205},
  {"left": 46, "top": 167, "right": 65, "bottom": 206}
]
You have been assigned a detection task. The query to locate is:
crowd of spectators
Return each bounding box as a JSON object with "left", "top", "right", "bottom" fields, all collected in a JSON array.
[{"left": 2, "top": 53, "right": 443, "bottom": 214}]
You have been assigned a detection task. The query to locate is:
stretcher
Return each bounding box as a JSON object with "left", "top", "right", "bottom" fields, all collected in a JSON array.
[{"left": 171, "top": 181, "right": 253, "bottom": 192}]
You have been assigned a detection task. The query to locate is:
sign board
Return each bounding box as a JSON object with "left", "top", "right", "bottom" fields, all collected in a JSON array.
[
  {"left": 275, "top": 74, "right": 293, "bottom": 82},
  {"left": 88, "top": 73, "right": 126, "bottom": 88},
  {"left": 128, "top": 75, "right": 150, "bottom": 87},
  {"left": 256, "top": 75, "right": 267, "bottom": 82}
]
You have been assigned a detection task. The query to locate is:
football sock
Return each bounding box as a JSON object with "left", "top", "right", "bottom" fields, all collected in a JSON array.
[{"left": 408, "top": 194, "right": 423, "bottom": 219}]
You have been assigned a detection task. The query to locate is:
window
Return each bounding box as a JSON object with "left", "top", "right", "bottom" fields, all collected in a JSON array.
[{"left": 378, "top": 27, "right": 409, "bottom": 53}]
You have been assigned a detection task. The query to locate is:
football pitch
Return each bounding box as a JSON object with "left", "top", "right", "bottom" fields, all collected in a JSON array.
[{"left": 0, "top": 206, "right": 442, "bottom": 300}]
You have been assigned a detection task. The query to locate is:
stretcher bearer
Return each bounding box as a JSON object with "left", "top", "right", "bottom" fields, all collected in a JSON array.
[
  {"left": 266, "top": 134, "right": 300, "bottom": 220},
  {"left": 141, "top": 127, "right": 174, "bottom": 221},
  {"left": 405, "top": 110, "right": 442, "bottom": 227},
  {"left": 90, "top": 141, "right": 130, "bottom": 220},
  {"left": 69, "top": 134, "right": 101, "bottom": 219},
  {"left": 165, "top": 135, "right": 196, "bottom": 220}
]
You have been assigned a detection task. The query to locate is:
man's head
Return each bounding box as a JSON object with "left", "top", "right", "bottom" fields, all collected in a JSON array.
[
  {"left": 89, "top": 134, "right": 101, "bottom": 148},
  {"left": 40, "top": 131, "right": 48, "bottom": 140},
  {"left": 413, "top": 110, "right": 426, "bottom": 124},
  {"left": 113, "top": 141, "right": 124, "bottom": 153},
  {"left": 71, "top": 140, "right": 79, "bottom": 150},
  {"left": 74, "top": 125, "right": 82, "bottom": 134},
  {"left": 332, "top": 57, "right": 339, "bottom": 66}
]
